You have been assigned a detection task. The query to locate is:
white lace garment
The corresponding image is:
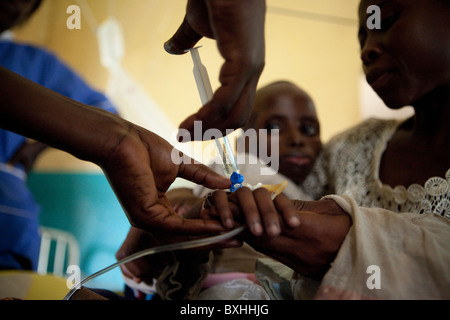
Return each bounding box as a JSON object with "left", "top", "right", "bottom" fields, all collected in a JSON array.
[
  {"left": 296, "top": 118, "right": 450, "bottom": 299},
  {"left": 302, "top": 118, "right": 450, "bottom": 220}
]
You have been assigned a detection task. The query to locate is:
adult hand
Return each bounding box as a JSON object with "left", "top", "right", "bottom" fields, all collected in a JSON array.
[
  {"left": 245, "top": 198, "right": 352, "bottom": 278},
  {"left": 165, "top": 0, "right": 266, "bottom": 138},
  {"left": 0, "top": 66, "right": 231, "bottom": 236},
  {"left": 97, "top": 122, "right": 232, "bottom": 235}
]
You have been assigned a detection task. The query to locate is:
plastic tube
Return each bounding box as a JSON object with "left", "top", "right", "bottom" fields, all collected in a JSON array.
[
  {"left": 63, "top": 225, "right": 246, "bottom": 300},
  {"left": 63, "top": 180, "right": 288, "bottom": 300}
]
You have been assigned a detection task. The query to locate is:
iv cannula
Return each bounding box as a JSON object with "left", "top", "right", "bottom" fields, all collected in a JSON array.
[{"left": 189, "top": 47, "right": 240, "bottom": 179}]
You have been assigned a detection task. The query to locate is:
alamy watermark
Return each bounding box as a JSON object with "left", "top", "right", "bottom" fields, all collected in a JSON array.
[
  {"left": 66, "top": 5, "right": 81, "bottom": 30},
  {"left": 65, "top": 4, "right": 381, "bottom": 30},
  {"left": 65, "top": 263, "right": 382, "bottom": 291},
  {"left": 366, "top": 265, "right": 381, "bottom": 290},
  {"left": 65, "top": 4, "right": 382, "bottom": 30},
  {"left": 66, "top": 264, "right": 81, "bottom": 290},
  {"left": 366, "top": 5, "right": 381, "bottom": 30},
  {"left": 171, "top": 121, "right": 280, "bottom": 176}
]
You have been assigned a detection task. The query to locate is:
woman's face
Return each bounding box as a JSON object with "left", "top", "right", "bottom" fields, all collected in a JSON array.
[
  {"left": 358, "top": 0, "right": 450, "bottom": 109},
  {"left": 251, "top": 85, "right": 322, "bottom": 185}
]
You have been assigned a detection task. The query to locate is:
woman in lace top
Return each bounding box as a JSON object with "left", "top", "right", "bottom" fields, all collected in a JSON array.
[{"left": 205, "top": 0, "right": 450, "bottom": 299}]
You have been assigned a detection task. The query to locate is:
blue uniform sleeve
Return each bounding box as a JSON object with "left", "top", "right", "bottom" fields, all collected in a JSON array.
[
  {"left": 0, "top": 41, "right": 118, "bottom": 114},
  {"left": 0, "top": 41, "right": 119, "bottom": 162},
  {"left": 35, "top": 47, "right": 118, "bottom": 114}
]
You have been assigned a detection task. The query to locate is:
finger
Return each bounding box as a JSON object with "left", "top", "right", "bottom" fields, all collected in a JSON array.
[
  {"left": 119, "top": 177, "right": 222, "bottom": 236},
  {"left": 164, "top": 16, "right": 202, "bottom": 55},
  {"left": 177, "top": 152, "right": 231, "bottom": 190},
  {"left": 138, "top": 208, "right": 226, "bottom": 235},
  {"left": 211, "top": 190, "right": 235, "bottom": 229},
  {"left": 118, "top": 173, "right": 225, "bottom": 235},
  {"left": 235, "top": 187, "right": 263, "bottom": 236},
  {"left": 119, "top": 264, "right": 142, "bottom": 283},
  {"left": 253, "top": 188, "right": 281, "bottom": 237},
  {"left": 274, "top": 194, "right": 301, "bottom": 228},
  {"left": 187, "top": 234, "right": 243, "bottom": 252}
]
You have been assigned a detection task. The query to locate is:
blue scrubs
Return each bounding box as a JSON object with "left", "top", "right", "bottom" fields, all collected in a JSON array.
[{"left": 0, "top": 40, "right": 117, "bottom": 270}]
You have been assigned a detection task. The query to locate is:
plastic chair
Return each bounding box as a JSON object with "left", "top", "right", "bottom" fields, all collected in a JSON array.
[{"left": 37, "top": 226, "right": 80, "bottom": 277}]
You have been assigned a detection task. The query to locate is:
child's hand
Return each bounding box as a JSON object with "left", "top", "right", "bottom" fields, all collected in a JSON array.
[
  {"left": 202, "top": 187, "right": 301, "bottom": 237},
  {"left": 166, "top": 188, "right": 203, "bottom": 218}
]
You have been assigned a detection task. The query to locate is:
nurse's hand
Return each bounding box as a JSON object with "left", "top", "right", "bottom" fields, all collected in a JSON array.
[
  {"left": 0, "top": 66, "right": 231, "bottom": 236},
  {"left": 165, "top": 0, "right": 266, "bottom": 138},
  {"left": 98, "top": 122, "right": 232, "bottom": 235}
]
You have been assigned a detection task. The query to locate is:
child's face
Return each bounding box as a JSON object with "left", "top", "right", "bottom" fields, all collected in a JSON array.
[
  {"left": 358, "top": 0, "right": 450, "bottom": 109},
  {"left": 251, "top": 85, "right": 322, "bottom": 185}
]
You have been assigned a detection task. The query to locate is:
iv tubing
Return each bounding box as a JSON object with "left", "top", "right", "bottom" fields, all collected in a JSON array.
[{"left": 63, "top": 225, "right": 246, "bottom": 300}]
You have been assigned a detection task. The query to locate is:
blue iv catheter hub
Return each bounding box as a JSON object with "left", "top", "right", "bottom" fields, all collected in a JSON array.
[{"left": 230, "top": 171, "right": 244, "bottom": 192}]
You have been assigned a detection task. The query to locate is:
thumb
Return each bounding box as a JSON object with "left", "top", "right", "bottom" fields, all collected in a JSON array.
[{"left": 164, "top": 16, "right": 202, "bottom": 55}]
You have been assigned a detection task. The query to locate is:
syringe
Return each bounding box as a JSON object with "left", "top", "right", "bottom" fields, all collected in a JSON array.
[{"left": 189, "top": 47, "right": 243, "bottom": 192}]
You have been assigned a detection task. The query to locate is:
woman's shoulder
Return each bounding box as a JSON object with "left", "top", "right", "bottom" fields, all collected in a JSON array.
[
  {"left": 333, "top": 118, "right": 396, "bottom": 139},
  {"left": 325, "top": 118, "right": 400, "bottom": 149}
]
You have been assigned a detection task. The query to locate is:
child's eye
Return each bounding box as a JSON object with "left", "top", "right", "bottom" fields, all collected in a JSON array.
[
  {"left": 265, "top": 122, "right": 281, "bottom": 133},
  {"left": 380, "top": 14, "right": 399, "bottom": 30},
  {"left": 301, "top": 123, "right": 319, "bottom": 136}
]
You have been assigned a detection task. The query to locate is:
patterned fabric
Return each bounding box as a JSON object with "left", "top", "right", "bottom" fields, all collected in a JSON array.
[
  {"left": 302, "top": 118, "right": 449, "bottom": 220},
  {"left": 308, "top": 194, "right": 450, "bottom": 300},
  {"left": 293, "top": 118, "right": 450, "bottom": 299}
]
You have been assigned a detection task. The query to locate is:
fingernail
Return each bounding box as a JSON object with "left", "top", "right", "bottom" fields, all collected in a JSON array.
[
  {"left": 290, "top": 216, "right": 301, "bottom": 227},
  {"left": 164, "top": 40, "right": 187, "bottom": 55},
  {"left": 227, "top": 239, "right": 242, "bottom": 247},
  {"left": 163, "top": 40, "right": 171, "bottom": 53},
  {"left": 225, "top": 218, "right": 234, "bottom": 229},
  {"left": 251, "top": 222, "right": 263, "bottom": 236},
  {"left": 268, "top": 224, "right": 280, "bottom": 237}
]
